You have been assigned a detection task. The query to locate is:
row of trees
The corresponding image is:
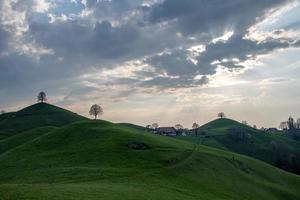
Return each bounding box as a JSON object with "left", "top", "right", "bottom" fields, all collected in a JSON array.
[
  {"left": 279, "top": 117, "right": 300, "bottom": 130},
  {"left": 146, "top": 122, "right": 199, "bottom": 131},
  {"left": 279, "top": 116, "right": 300, "bottom": 140}
]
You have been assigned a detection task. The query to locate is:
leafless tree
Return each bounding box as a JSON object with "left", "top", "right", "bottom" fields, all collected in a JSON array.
[
  {"left": 152, "top": 123, "right": 159, "bottom": 129},
  {"left": 192, "top": 123, "right": 199, "bottom": 130},
  {"left": 218, "top": 112, "right": 225, "bottom": 119},
  {"left": 0, "top": 110, "right": 5, "bottom": 115},
  {"left": 89, "top": 104, "right": 103, "bottom": 120},
  {"left": 253, "top": 125, "right": 257, "bottom": 129},
  {"left": 37, "top": 91, "right": 47, "bottom": 103}
]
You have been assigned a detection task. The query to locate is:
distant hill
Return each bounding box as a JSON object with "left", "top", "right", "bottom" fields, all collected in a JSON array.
[
  {"left": 0, "top": 103, "right": 87, "bottom": 139},
  {"left": 0, "top": 120, "right": 300, "bottom": 200},
  {"left": 177, "top": 118, "right": 300, "bottom": 175}
]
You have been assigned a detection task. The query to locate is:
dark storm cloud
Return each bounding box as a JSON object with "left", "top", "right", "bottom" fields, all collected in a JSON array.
[
  {"left": 28, "top": 20, "right": 140, "bottom": 59},
  {"left": 148, "top": 0, "right": 289, "bottom": 35},
  {"left": 0, "top": 0, "right": 298, "bottom": 106}
]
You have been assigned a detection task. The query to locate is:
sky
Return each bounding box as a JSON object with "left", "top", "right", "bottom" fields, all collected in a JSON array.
[{"left": 0, "top": 0, "right": 300, "bottom": 128}]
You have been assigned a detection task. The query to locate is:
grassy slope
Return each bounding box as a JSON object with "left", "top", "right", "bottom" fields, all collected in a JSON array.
[
  {"left": 0, "top": 121, "right": 299, "bottom": 200},
  {"left": 118, "top": 123, "right": 147, "bottom": 132},
  {"left": 177, "top": 118, "right": 300, "bottom": 172},
  {"left": 0, "top": 103, "right": 86, "bottom": 139},
  {"left": 0, "top": 126, "right": 57, "bottom": 154}
]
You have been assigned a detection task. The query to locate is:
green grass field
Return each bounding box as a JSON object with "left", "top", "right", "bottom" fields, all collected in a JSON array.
[
  {"left": 0, "top": 104, "right": 300, "bottom": 199},
  {"left": 175, "top": 118, "right": 300, "bottom": 175}
]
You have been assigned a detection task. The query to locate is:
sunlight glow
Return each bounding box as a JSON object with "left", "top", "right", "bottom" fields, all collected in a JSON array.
[{"left": 212, "top": 31, "right": 234, "bottom": 44}]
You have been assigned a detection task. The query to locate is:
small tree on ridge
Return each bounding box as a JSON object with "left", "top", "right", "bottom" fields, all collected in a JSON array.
[
  {"left": 37, "top": 91, "right": 47, "bottom": 103},
  {"left": 89, "top": 104, "right": 103, "bottom": 120},
  {"left": 218, "top": 112, "right": 225, "bottom": 119}
]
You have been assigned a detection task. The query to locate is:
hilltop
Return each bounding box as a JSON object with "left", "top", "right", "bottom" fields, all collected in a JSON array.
[
  {"left": 0, "top": 103, "right": 86, "bottom": 139},
  {"left": 177, "top": 118, "right": 300, "bottom": 175}
]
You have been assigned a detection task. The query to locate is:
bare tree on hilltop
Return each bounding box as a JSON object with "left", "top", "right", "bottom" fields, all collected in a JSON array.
[
  {"left": 89, "top": 104, "right": 103, "bottom": 120},
  {"left": 218, "top": 112, "right": 225, "bottom": 119},
  {"left": 37, "top": 91, "right": 47, "bottom": 103}
]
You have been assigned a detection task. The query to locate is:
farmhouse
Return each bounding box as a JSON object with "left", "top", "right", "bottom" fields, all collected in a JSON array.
[
  {"left": 156, "top": 127, "right": 177, "bottom": 136},
  {"left": 266, "top": 128, "right": 278, "bottom": 133}
]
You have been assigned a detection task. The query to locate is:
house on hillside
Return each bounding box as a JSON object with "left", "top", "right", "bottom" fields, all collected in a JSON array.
[
  {"left": 156, "top": 127, "right": 177, "bottom": 136},
  {"left": 266, "top": 128, "right": 278, "bottom": 133}
]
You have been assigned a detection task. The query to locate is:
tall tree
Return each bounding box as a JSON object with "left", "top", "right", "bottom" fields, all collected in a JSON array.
[
  {"left": 37, "top": 91, "right": 47, "bottom": 103},
  {"left": 218, "top": 112, "right": 225, "bottom": 119},
  {"left": 89, "top": 104, "right": 103, "bottom": 120}
]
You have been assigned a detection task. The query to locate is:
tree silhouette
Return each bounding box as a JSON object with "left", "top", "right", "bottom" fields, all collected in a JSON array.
[
  {"left": 192, "top": 123, "right": 199, "bottom": 130},
  {"left": 89, "top": 104, "right": 103, "bottom": 120},
  {"left": 37, "top": 91, "right": 47, "bottom": 103},
  {"left": 218, "top": 112, "right": 225, "bottom": 119}
]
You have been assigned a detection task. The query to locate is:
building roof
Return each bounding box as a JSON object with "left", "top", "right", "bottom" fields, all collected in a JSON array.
[{"left": 157, "top": 127, "right": 176, "bottom": 133}]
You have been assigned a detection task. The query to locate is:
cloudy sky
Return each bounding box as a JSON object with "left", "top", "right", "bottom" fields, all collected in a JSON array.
[{"left": 0, "top": 0, "right": 300, "bottom": 128}]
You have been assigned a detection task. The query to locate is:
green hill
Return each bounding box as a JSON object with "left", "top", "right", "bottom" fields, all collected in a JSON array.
[
  {"left": 0, "top": 105, "right": 300, "bottom": 199},
  {"left": 0, "top": 120, "right": 300, "bottom": 200},
  {"left": 0, "top": 126, "right": 57, "bottom": 154},
  {"left": 0, "top": 103, "right": 87, "bottom": 139},
  {"left": 118, "top": 123, "right": 147, "bottom": 131},
  {"left": 177, "top": 118, "right": 300, "bottom": 175}
]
